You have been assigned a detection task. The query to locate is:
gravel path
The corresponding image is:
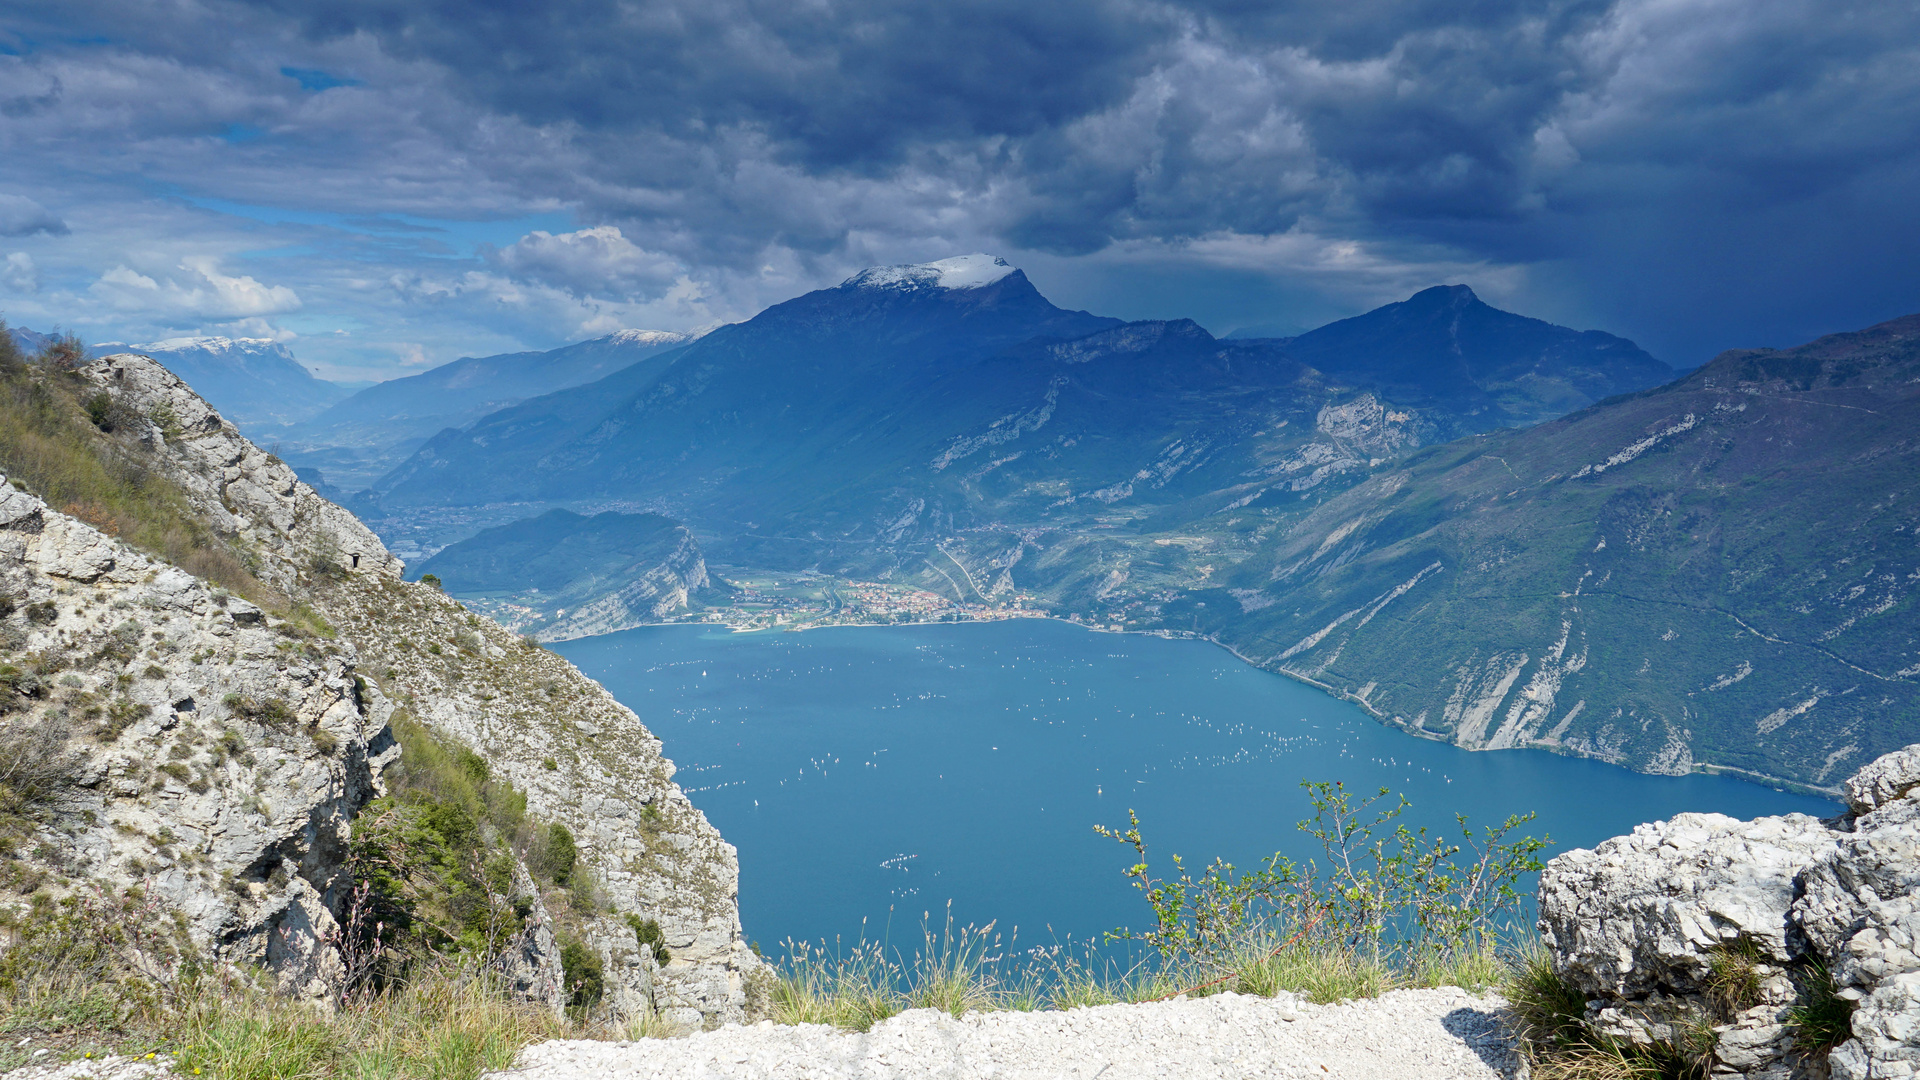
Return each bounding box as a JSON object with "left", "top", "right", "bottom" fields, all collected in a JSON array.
[{"left": 490, "top": 988, "right": 1525, "bottom": 1080}]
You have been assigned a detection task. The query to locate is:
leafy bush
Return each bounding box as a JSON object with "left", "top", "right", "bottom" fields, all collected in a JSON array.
[
  {"left": 0, "top": 886, "right": 198, "bottom": 1019},
  {"left": 559, "top": 937, "right": 604, "bottom": 1015},
  {"left": 625, "top": 915, "right": 671, "bottom": 967},
  {"left": 541, "top": 818, "right": 576, "bottom": 887},
  {"left": 1095, "top": 781, "right": 1546, "bottom": 978}
]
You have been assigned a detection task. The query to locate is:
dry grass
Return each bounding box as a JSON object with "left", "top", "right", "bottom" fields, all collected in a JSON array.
[
  {"left": 174, "top": 966, "right": 567, "bottom": 1080},
  {"left": 0, "top": 345, "right": 271, "bottom": 603},
  {"left": 769, "top": 916, "right": 1516, "bottom": 1033}
]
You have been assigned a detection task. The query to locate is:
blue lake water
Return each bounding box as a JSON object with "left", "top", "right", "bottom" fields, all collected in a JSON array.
[{"left": 553, "top": 619, "right": 1838, "bottom": 952}]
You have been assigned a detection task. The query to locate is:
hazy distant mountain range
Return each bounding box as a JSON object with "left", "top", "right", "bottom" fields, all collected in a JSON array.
[
  {"left": 279, "top": 329, "right": 700, "bottom": 489},
  {"left": 362, "top": 260, "right": 1663, "bottom": 526},
  {"left": 63, "top": 252, "right": 1918, "bottom": 788},
  {"left": 90, "top": 336, "right": 351, "bottom": 429}
]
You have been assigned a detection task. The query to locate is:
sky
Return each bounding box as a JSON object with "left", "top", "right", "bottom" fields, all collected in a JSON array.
[{"left": 0, "top": 0, "right": 1915, "bottom": 382}]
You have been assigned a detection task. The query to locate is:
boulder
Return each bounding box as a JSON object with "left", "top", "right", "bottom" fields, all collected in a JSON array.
[{"left": 1538, "top": 745, "right": 1920, "bottom": 1077}]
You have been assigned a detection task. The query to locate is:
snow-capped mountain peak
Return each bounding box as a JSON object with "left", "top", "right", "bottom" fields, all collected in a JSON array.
[
  {"left": 606, "top": 329, "right": 695, "bottom": 347},
  {"left": 843, "top": 254, "right": 1016, "bottom": 292},
  {"left": 128, "top": 336, "right": 293, "bottom": 357}
]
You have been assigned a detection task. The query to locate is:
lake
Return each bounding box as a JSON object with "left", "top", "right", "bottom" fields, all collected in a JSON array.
[{"left": 553, "top": 619, "right": 1838, "bottom": 952}]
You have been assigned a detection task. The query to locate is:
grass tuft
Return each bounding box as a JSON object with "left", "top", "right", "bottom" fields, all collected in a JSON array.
[{"left": 1785, "top": 958, "right": 1856, "bottom": 1055}]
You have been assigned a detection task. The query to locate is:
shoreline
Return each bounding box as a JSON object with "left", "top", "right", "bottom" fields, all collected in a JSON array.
[{"left": 546, "top": 610, "right": 1843, "bottom": 801}]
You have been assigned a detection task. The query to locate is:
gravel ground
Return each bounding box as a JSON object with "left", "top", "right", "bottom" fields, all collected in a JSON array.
[
  {"left": 490, "top": 988, "right": 1526, "bottom": 1080},
  {"left": 0, "top": 1055, "right": 175, "bottom": 1080}
]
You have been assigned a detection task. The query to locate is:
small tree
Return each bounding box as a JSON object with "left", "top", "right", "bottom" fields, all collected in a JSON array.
[{"left": 38, "top": 333, "right": 87, "bottom": 372}]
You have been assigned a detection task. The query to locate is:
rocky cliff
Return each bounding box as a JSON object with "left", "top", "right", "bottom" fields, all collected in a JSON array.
[
  {"left": 1, "top": 353, "right": 764, "bottom": 1027},
  {"left": 1538, "top": 743, "right": 1920, "bottom": 1077},
  {"left": 0, "top": 471, "right": 393, "bottom": 1001}
]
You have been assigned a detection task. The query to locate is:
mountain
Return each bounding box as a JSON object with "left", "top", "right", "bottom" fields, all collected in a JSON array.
[
  {"left": 91, "top": 336, "right": 349, "bottom": 430},
  {"left": 1284, "top": 285, "right": 1672, "bottom": 429},
  {"left": 1185, "top": 312, "right": 1920, "bottom": 788},
  {"left": 7, "top": 324, "right": 60, "bottom": 356},
  {"left": 281, "top": 329, "right": 698, "bottom": 490},
  {"left": 361, "top": 267, "right": 1660, "bottom": 546},
  {"left": 413, "top": 508, "right": 713, "bottom": 640},
  {"left": 363, "top": 255, "right": 1121, "bottom": 512}
]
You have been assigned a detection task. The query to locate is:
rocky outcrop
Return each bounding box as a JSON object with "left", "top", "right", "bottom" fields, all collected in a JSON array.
[
  {"left": 67, "top": 353, "right": 767, "bottom": 1028},
  {"left": 315, "top": 576, "right": 766, "bottom": 1027},
  {"left": 82, "top": 353, "right": 403, "bottom": 591},
  {"left": 0, "top": 473, "right": 396, "bottom": 999},
  {"left": 1538, "top": 744, "right": 1920, "bottom": 1078}
]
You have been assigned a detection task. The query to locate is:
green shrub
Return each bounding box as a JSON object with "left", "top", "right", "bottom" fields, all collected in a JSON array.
[
  {"left": 625, "top": 915, "right": 671, "bottom": 967},
  {"left": 559, "top": 937, "right": 604, "bottom": 1015},
  {"left": 1095, "top": 780, "right": 1545, "bottom": 975},
  {"left": 223, "top": 693, "right": 296, "bottom": 730},
  {"left": 539, "top": 823, "right": 577, "bottom": 886}
]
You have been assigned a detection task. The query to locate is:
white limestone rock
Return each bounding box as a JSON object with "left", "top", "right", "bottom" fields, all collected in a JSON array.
[
  {"left": 1538, "top": 743, "right": 1920, "bottom": 1077},
  {"left": 70, "top": 351, "right": 767, "bottom": 1028},
  {"left": 0, "top": 474, "right": 396, "bottom": 998},
  {"left": 79, "top": 353, "right": 402, "bottom": 589}
]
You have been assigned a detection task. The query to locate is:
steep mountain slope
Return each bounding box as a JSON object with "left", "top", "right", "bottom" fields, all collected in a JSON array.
[
  {"left": 91, "top": 336, "right": 350, "bottom": 430},
  {"left": 283, "top": 330, "right": 697, "bottom": 490},
  {"left": 0, "top": 353, "right": 764, "bottom": 1025},
  {"left": 415, "top": 509, "right": 713, "bottom": 640},
  {"left": 366, "top": 256, "right": 1120, "bottom": 511},
  {"left": 0, "top": 472, "right": 393, "bottom": 1001},
  {"left": 1199, "top": 313, "right": 1920, "bottom": 788}
]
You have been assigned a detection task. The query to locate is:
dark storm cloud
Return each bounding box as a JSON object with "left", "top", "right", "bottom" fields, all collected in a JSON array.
[
  {"left": 253, "top": 0, "right": 1173, "bottom": 169},
  {"left": 1, "top": 0, "right": 1916, "bottom": 370}
]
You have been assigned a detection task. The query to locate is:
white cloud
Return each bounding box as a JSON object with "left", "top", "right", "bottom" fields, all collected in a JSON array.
[
  {"left": 217, "top": 316, "right": 298, "bottom": 342},
  {"left": 486, "top": 226, "right": 683, "bottom": 300},
  {"left": 90, "top": 257, "right": 302, "bottom": 318},
  {"left": 1, "top": 253, "right": 38, "bottom": 293}
]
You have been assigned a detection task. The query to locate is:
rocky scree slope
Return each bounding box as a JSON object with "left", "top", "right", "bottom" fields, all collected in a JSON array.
[
  {"left": 4, "top": 353, "right": 764, "bottom": 1026},
  {"left": 1538, "top": 740, "right": 1920, "bottom": 1078}
]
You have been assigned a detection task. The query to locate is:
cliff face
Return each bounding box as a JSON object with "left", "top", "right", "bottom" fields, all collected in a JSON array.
[
  {"left": 2, "top": 353, "right": 764, "bottom": 1027},
  {"left": 0, "top": 473, "right": 396, "bottom": 1000}
]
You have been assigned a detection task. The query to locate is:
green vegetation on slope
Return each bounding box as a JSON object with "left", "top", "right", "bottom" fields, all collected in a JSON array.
[
  {"left": 0, "top": 711, "right": 645, "bottom": 1079},
  {"left": 0, "top": 321, "right": 268, "bottom": 603}
]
